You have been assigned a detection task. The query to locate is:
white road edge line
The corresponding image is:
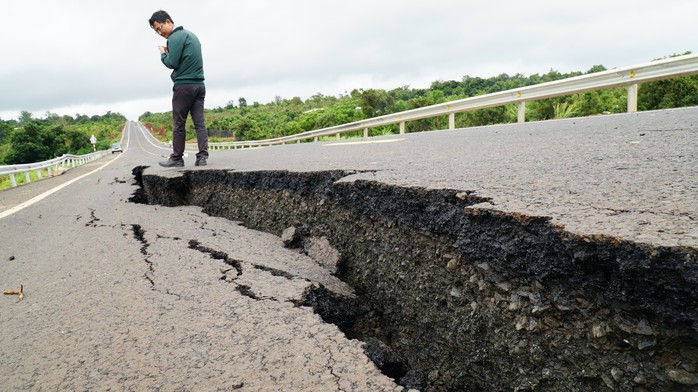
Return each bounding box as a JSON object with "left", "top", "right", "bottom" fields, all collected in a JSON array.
[
  {"left": 0, "top": 141, "right": 125, "bottom": 221},
  {"left": 323, "top": 138, "right": 404, "bottom": 147},
  {"left": 137, "top": 121, "right": 171, "bottom": 151}
]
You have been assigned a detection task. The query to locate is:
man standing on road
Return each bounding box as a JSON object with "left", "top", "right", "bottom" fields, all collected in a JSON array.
[{"left": 149, "top": 10, "right": 208, "bottom": 167}]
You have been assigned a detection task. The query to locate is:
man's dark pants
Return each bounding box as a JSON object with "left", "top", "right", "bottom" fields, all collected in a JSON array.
[{"left": 171, "top": 83, "right": 208, "bottom": 160}]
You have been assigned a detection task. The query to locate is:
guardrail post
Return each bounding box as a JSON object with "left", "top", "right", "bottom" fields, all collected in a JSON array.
[
  {"left": 399, "top": 122, "right": 405, "bottom": 135},
  {"left": 448, "top": 113, "right": 455, "bottom": 130},
  {"left": 627, "top": 84, "right": 638, "bottom": 113},
  {"left": 47, "top": 166, "right": 52, "bottom": 176},
  {"left": 314, "top": 136, "right": 318, "bottom": 142},
  {"left": 335, "top": 133, "right": 340, "bottom": 140},
  {"left": 36, "top": 169, "right": 42, "bottom": 179},
  {"left": 10, "top": 174, "right": 16, "bottom": 187},
  {"left": 25, "top": 172, "right": 31, "bottom": 183},
  {"left": 363, "top": 128, "right": 369, "bottom": 138},
  {"left": 518, "top": 102, "right": 526, "bottom": 123}
]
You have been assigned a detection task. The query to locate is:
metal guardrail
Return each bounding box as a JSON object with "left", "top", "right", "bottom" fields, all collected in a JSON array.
[
  {"left": 188, "top": 53, "right": 698, "bottom": 150},
  {"left": 0, "top": 150, "right": 110, "bottom": 188}
]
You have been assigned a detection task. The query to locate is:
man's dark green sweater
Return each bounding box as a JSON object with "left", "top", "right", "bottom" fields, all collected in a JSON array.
[{"left": 161, "top": 26, "right": 205, "bottom": 85}]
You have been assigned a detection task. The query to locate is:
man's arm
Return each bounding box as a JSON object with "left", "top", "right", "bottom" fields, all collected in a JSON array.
[{"left": 161, "top": 34, "right": 184, "bottom": 70}]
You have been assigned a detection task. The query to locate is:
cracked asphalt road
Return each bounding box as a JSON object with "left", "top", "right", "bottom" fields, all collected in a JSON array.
[
  {"left": 175, "top": 107, "right": 696, "bottom": 248},
  {"left": 0, "top": 122, "right": 403, "bottom": 391},
  {"left": 1, "top": 107, "right": 696, "bottom": 390}
]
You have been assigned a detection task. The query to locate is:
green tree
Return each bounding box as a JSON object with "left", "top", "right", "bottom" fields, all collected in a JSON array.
[
  {"left": 5, "top": 123, "right": 67, "bottom": 164},
  {"left": 461, "top": 106, "right": 509, "bottom": 127},
  {"left": 552, "top": 100, "right": 580, "bottom": 119},
  {"left": 234, "top": 117, "right": 262, "bottom": 140},
  {"left": 352, "top": 89, "right": 393, "bottom": 118},
  {"left": 65, "top": 129, "right": 91, "bottom": 152},
  {"left": 0, "top": 121, "right": 10, "bottom": 143},
  {"left": 639, "top": 76, "right": 698, "bottom": 110},
  {"left": 18, "top": 111, "right": 33, "bottom": 124},
  {"left": 586, "top": 64, "right": 607, "bottom": 74}
]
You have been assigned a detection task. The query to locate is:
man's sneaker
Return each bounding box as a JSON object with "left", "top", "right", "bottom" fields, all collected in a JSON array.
[
  {"left": 195, "top": 158, "right": 207, "bottom": 166},
  {"left": 159, "top": 158, "right": 184, "bottom": 167}
]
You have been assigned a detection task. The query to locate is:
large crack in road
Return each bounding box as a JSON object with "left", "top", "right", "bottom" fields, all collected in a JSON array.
[{"left": 130, "top": 166, "right": 698, "bottom": 391}]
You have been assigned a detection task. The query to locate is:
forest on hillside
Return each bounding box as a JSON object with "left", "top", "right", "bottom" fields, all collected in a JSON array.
[
  {"left": 140, "top": 53, "right": 698, "bottom": 143},
  {"left": 0, "top": 111, "right": 126, "bottom": 165}
]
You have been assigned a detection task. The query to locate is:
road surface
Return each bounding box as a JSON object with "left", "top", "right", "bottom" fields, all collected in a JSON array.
[
  {"left": 1, "top": 107, "right": 696, "bottom": 390},
  {"left": 0, "top": 121, "right": 403, "bottom": 391}
]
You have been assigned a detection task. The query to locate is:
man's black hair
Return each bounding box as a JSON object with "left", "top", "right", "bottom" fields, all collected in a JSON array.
[{"left": 149, "top": 10, "right": 172, "bottom": 27}]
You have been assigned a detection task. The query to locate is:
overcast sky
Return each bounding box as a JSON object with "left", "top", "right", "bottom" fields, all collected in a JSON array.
[{"left": 0, "top": 1, "right": 695, "bottom": 121}]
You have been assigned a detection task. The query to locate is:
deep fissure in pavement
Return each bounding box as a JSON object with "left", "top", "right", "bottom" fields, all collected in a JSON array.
[
  {"left": 131, "top": 224, "right": 155, "bottom": 288},
  {"left": 253, "top": 265, "right": 295, "bottom": 280},
  {"left": 188, "top": 239, "right": 243, "bottom": 277},
  {"left": 130, "top": 166, "right": 698, "bottom": 391}
]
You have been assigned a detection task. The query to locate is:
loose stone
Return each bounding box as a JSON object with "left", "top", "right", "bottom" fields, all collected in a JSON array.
[
  {"left": 611, "top": 367, "right": 623, "bottom": 382},
  {"left": 637, "top": 337, "right": 656, "bottom": 350},
  {"left": 667, "top": 369, "right": 698, "bottom": 385},
  {"left": 496, "top": 282, "right": 511, "bottom": 292},
  {"left": 591, "top": 323, "right": 607, "bottom": 339},
  {"left": 516, "top": 316, "right": 528, "bottom": 331},
  {"left": 601, "top": 374, "right": 615, "bottom": 389},
  {"left": 635, "top": 318, "right": 654, "bottom": 336},
  {"left": 527, "top": 317, "right": 538, "bottom": 331},
  {"left": 446, "top": 258, "right": 459, "bottom": 271},
  {"left": 281, "top": 226, "right": 300, "bottom": 248}
]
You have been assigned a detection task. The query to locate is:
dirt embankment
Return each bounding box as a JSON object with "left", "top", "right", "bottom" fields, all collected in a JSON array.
[
  {"left": 142, "top": 123, "right": 167, "bottom": 140},
  {"left": 131, "top": 167, "right": 698, "bottom": 391}
]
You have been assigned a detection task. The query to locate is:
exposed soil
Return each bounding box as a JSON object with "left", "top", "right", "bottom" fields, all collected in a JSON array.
[
  {"left": 131, "top": 167, "right": 698, "bottom": 391},
  {"left": 142, "top": 123, "right": 167, "bottom": 139}
]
